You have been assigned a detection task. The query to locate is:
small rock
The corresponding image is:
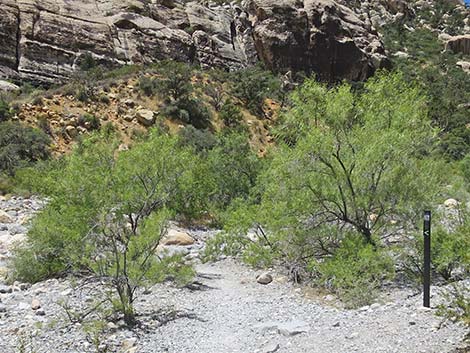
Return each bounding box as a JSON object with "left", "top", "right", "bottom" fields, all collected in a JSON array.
[
  {"left": 348, "top": 332, "right": 359, "bottom": 339},
  {"left": 261, "top": 342, "right": 280, "bottom": 353},
  {"left": 0, "top": 80, "right": 20, "bottom": 92},
  {"left": 35, "top": 309, "right": 46, "bottom": 316},
  {"left": 122, "top": 337, "right": 138, "bottom": 350},
  {"left": 409, "top": 321, "right": 416, "bottom": 325},
  {"left": 277, "top": 321, "right": 310, "bottom": 336},
  {"left": 123, "top": 99, "right": 135, "bottom": 107},
  {"left": 17, "top": 302, "right": 29, "bottom": 310},
  {"left": 0, "top": 304, "right": 6, "bottom": 313},
  {"left": 370, "top": 303, "right": 381, "bottom": 310},
  {"left": 333, "top": 321, "right": 341, "bottom": 327},
  {"left": 257, "top": 272, "right": 273, "bottom": 285},
  {"left": 457, "top": 61, "right": 470, "bottom": 74},
  {"left": 323, "top": 294, "right": 335, "bottom": 302},
  {"left": 31, "top": 298, "right": 41, "bottom": 310},
  {"left": 0, "top": 285, "right": 12, "bottom": 294},
  {"left": 107, "top": 321, "right": 118, "bottom": 330},
  {"left": 0, "top": 211, "right": 13, "bottom": 224}
]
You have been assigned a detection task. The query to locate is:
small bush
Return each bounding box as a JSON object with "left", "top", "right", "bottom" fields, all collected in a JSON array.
[
  {"left": 154, "top": 61, "right": 193, "bottom": 102},
  {"left": 230, "top": 66, "right": 281, "bottom": 114},
  {"left": 79, "top": 52, "right": 97, "bottom": 71},
  {"left": 204, "top": 82, "right": 225, "bottom": 111},
  {"left": 437, "top": 282, "right": 470, "bottom": 327},
  {"left": 99, "top": 94, "right": 110, "bottom": 104},
  {"left": 0, "top": 122, "right": 50, "bottom": 176},
  {"left": 12, "top": 131, "right": 198, "bottom": 324},
  {"left": 309, "top": 234, "right": 395, "bottom": 308},
  {"left": 32, "top": 96, "right": 43, "bottom": 107},
  {"left": 79, "top": 113, "right": 101, "bottom": 130},
  {"left": 37, "top": 115, "right": 52, "bottom": 136},
  {"left": 138, "top": 76, "right": 156, "bottom": 96},
  {"left": 178, "top": 125, "right": 217, "bottom": 154},
  {"left": 163, "top": 98, "right": 212, "bottom": 129},
  {"left": 401, "top": 221, "right": 470, "bottom": 284},
  {"left": 0, "top": 99, "right": 11, "bottom": 122},
  {"left": 219, "top": 99, "right": 243, "bottom": 128}
]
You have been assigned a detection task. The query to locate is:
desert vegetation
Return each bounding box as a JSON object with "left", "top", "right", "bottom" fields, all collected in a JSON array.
[{"left": 0, "top": 1, "right": 468, "bottom": 341}]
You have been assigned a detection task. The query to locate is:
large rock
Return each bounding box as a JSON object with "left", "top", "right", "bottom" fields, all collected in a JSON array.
[
  {"left": 446, "top": 35, "right": 470, "bottom": 55},
  {"left": 245, "top": 0, "right": 390, "bottom": 81},
  {"left": 135, "top": 109, "right": 156, "bottom": 126},
  {"left": 0, "top": 0, "right": 387, "bottom": 84},
  {"left": 0, "top": 80, "right": 19, "bottom": 92},
  {"left": 161, "top": 229, "right": 195, "bottom": 246}
]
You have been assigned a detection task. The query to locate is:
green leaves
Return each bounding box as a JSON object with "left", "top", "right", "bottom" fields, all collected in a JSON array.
[{"left": 0, "top": 121, "right": 51, "bottom": 176}]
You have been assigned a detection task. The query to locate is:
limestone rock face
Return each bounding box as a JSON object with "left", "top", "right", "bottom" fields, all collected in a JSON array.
[{"left": 0, "top": 0, "right": 388, "bottom": 84}]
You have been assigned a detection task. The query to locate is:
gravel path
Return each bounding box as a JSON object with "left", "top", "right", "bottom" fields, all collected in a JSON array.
[{"left": 0, "top": 196, "right": 468, "bottom": 353}]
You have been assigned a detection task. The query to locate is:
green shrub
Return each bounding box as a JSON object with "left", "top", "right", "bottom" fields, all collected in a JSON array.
[
  {"left": 12, "top": 130, "right": 198, "bottom": 324},
  {"left": 99, "top": 94, "right": 110, "bottom": 104},
  {"left": 32, "top": 96, "right": 43, "bottom": 107},
  {"left": 230, "top": 66, "right": 281, "bottom": 114},
  {"left": 0, "top": 122, "right": 50, "bottom": 176},
  {"left": 163, "top": 98, "right": 212, "bottom": 129},
  {"left": 219, "top": 100, "right": 243, "bottom": 128},
  {"left": 154, "top": 61, "right": 193, "bottom": 102},
  {"left": 401, "top": 221, "right": 470, "bottom": 284},
  {"left": 204, "top": 131, "right": 262, "bottom": 212},
  {"left": 437, "top": 282, "right": 470, "bottom": 327},
  {"left": 138, "top": 76, "right": 156, "bottom": 96},
  {"left": 309, "top": 234, "right": 395, "bottom": 308},
  {"left": 79, "top": 113, "right": 101, "bottom": 130},
  {"left": 381, "top": 20, "right": 470, "bottom": 160},
  {"left": 36, "top": 115, "right": 52, "bottom": 136},
  {"left": 73, "top": 83, "right": 96, "bottom": 103},
  {"left": 177, "top": 125, "right": 217, "bottom": 154},
  {"left": 0, "top": 99, "right": 11, "bottom": 122},
  {"left": 79, "top": 52, "right": 97, "bottom": 71}
]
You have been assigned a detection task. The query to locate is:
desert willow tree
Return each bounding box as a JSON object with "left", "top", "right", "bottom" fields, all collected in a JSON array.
[
  {"left": 220, "top": 72, "right": 443, "bottom": 272},
  {"left": 14, "top": 129, "right": 196, "bottom": 325},
  {"left": 89, "top": 131, "right": 198, "bottom": 325}
]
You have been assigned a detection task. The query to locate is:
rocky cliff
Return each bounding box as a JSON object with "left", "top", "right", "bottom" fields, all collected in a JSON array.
[{"left": 0, "top": 0, "right": 389, "bottom": 84}]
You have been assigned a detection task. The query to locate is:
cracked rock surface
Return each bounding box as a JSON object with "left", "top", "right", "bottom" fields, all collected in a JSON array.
[{"left": 0, "top": 0, "right": 388, "bottom": 84}]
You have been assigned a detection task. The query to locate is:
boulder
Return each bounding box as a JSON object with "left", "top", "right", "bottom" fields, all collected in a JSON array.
[
  {"left": 446, "top": 35, "right": 470, "bottom": 55},
  {"left": 0, "top": 80, "right": 19, "bottom": 92},
  {"left": 0, "top": 285, "right": 12, "bottom": 294},
  {"left": 457, "top": 61, "right": 470, "bottom": 74},
  {"left": 135, "top": 109, "right": 156, "bottom": 127},
  {"left": 65, "top": 125, "right": 78, "bottom": 138},
  {"left": 444, "top": 198, "right": 459, "bottom": 208},
  {"left": 161, "top": 229, "right": 195, "bottom": 246},
  {"left": 245, "top": 0, "right": 389, "bottom": 81}
]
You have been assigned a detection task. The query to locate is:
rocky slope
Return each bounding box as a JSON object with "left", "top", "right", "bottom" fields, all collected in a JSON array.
[{"left": 0, "top": 0, "right": 389, "bottom": 84}]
